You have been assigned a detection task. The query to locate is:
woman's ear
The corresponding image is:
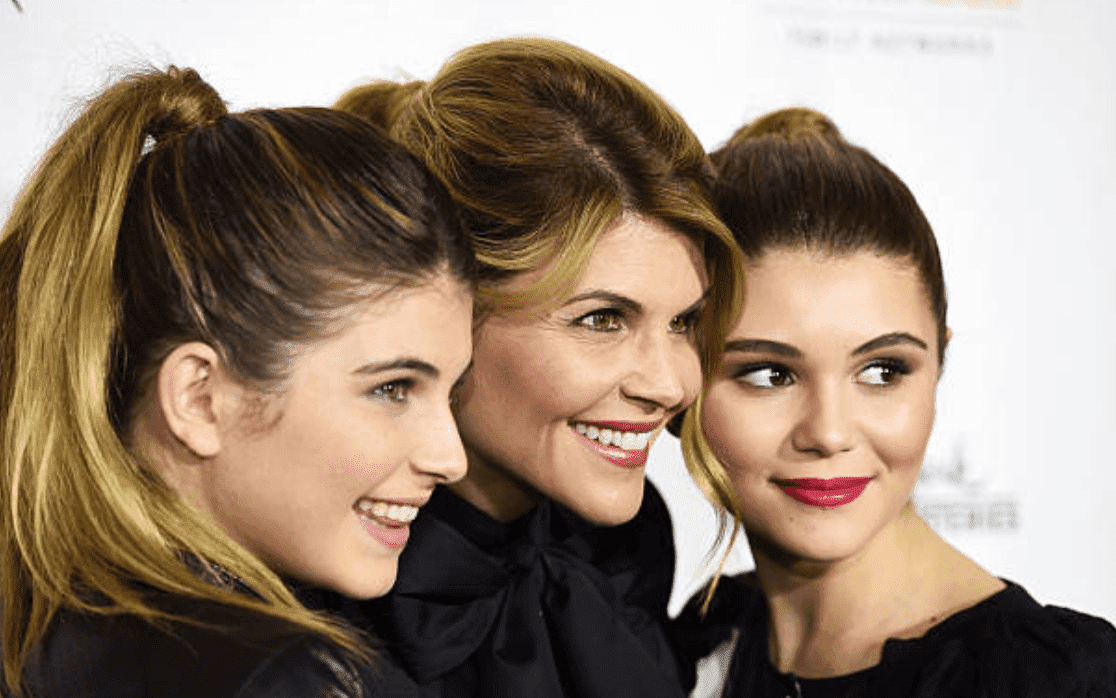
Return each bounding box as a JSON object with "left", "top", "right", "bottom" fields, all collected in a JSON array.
[
  {"left": 157, "top": 342, "right": 236, "bottom": 458},
  {"left": 937, "top": 327, "right": 953, "bottom": 378}
]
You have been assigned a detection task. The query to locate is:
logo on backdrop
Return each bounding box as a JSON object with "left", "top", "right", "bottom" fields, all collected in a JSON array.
[
  {"left": 763, "top": 0, "right": 1020, "bottom": 59},
  {"left": 913, "top": 441, "right": 1020, "bottom": 533}
]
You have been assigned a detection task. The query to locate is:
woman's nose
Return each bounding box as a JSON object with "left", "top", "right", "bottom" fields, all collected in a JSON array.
[
  {"left": 791, "top": 381, "right": 855, "bottom": 457},
  {"left": 620, "top": 332, "right": 699, "bottom": 412},
  {"left": 411, "top": 403, "right": 468, "bottom": 483}
]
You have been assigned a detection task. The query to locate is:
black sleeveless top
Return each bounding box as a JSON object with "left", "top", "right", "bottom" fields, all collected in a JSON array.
[
  {"left": 361, "top": 481, "right": 686, "bottom": 698},
  {"left": 673, "top": 574, "right": 1116, "bottom": 698}
]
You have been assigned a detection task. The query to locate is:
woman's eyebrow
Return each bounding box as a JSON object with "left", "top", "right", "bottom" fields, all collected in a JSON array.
[
  {"left": 851, "top": 332, "right": 928, "bottom": 356},
  {"left": 562, "top": 290, "right": 642, "bottom": 315},
  {"left": 724, "top": 338, "right": 802, "bottom": 358},
  {"left": 679, "top": 288, "right": 710, "bottom": 317},
  {"left": 352, "top": 357, "right": 440, "bottom": 378}
]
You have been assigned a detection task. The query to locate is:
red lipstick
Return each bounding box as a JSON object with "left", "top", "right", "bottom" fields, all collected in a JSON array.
[{"left": 775, "top": 477, "right": 872, "bottom": 508}]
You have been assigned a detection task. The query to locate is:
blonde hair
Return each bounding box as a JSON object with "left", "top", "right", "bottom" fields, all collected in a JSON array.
[
  {"left": 337, "top": 37, "right": 744, "bottom": 381},
  {"left": 0, "top": 66, "right": 474, "bottom": 695}
]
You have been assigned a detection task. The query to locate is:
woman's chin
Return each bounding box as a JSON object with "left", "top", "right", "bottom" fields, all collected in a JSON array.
[{"left": 558, "top": 480, "right": 646, "bottom": 527}]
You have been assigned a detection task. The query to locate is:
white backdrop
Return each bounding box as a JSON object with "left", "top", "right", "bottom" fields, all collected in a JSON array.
[{"left": 3, "top": 0, "right": 1113, "bottom": 623}]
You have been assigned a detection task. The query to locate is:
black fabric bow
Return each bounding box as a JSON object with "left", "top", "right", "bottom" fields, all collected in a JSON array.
[{"left": 363, "top": 481, "right": 687, "bottom": 698}]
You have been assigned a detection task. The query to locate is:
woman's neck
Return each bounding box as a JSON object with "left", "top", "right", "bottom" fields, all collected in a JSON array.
[
  {"left": 750, "top": 505, "right": 1004, "bottom": 679},
  {"left": 448, "top": 449, "right": 543, "bottom": 522}
]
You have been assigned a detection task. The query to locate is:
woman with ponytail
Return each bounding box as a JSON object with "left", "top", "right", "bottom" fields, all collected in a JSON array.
[
  {"left": 0, "top": 66, "right": 475, "bottom": 697},
  {"left": 335, "top": 38, "right": 744, "bottom": 698}
]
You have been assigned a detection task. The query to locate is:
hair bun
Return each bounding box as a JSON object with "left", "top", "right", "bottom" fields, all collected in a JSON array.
[
  {"left": 334, "top": 79, "right": 426, "bottom": 131},
  {"left": 737, "top": 107, "right": 843, "bottom": 142},
  {"left": 143, "top": 67, "right": 227, "bottom": 144}
]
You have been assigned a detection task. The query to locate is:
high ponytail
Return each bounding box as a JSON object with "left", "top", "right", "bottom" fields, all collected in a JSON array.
[
  {"left": 1, "top": 69, "right": 233, "bottom": 690},
  {"left": 1, "top": 67, "right": 472, "bottom": 695}
]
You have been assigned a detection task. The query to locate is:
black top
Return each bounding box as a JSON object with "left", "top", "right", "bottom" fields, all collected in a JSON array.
[
  {"left": 16, "top": 584, "right": 423, "bottom": 698},
  {"left": 672, "top": 573, "right": 1116, "bottom": 698},
  {"left": 361, "top": 481, "right": 686, "bottom": 698}
]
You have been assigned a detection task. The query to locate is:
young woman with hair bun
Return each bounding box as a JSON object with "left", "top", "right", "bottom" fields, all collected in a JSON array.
[
  {"left": 673, "top": 107, "right": 1116, "bottom": 697},
  {"left": 0, "top": 66, "right": 475, "bottom": 697},
  {"left": 336, "top": 38, "right": 744, "bottom": 698}
]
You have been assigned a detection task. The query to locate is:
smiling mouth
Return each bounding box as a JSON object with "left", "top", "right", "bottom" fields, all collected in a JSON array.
[
  {"left": 569, "top": 421, "right": 653, "bottom": 450},
  {"left": 354, "top": 497, "right": 422, "bottom": 549},
  {"left": 355, "top": 499, "right": 419, "bottom": 525},
  {"left": 773, "top": 477, "right": 873, "bottom": 508},
  {"left": 568, "top": 420, "right": 658, "bottom": 470}
]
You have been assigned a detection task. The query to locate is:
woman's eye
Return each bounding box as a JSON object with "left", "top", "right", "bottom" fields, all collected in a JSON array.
[
  {"left": 575, "top": 309, "right": 624, "bottom": 332},
  {"left": 668, "top": 309, "right": 700, "bottom": 335},
  {"left": 857, "top": 360, "right": 910, "bottom": 386},
  {"left": 371, "top": 380, "right": 412, "bottom": 403},
  {"left": 736, "top": 365, "right": 794, "bottom": 388}
]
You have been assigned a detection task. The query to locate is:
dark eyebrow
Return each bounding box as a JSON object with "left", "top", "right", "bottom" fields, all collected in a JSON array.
[
  {"left": 352, "top": 357, "right": 439, "bottom": 378},
  {"left": 678, "top": 287, "right": 711, "bottom": 317},
  {"left": 724, "top": 339, "right": 802, "bottom": 358},
  {"left": 725, "top": 332, "right": 929, "bottom": 359},
  {"left": 563, "top": 287, "right": 710, "bottom": 317},
  {"left": 562, "top": 290, "right": 642, "bottom": 315},
  {"left": 851, "top": 332, "right": 929, "bottom": 356}
]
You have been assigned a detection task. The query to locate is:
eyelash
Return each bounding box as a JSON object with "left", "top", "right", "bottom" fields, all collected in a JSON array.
[
  {"left": 368, "top": 378, "right": 415, "bottom": 403},
  {"left": 731, "top": 358, "right": 913, "bottom": 389},
  {"left": 733, "top": 362, "right": 795, "bottom": 388},
  {"left": 857, "top": 358, "right": 911, "bottom": 386},
  {"left": 669, "top": 308, "right": 701, "bottom": 335},
  {"left": 572, "top": 307, "right": 701, "bottom": 334},
  {"left": 573, "top": 308, "right": 625, "bottom": 332}
]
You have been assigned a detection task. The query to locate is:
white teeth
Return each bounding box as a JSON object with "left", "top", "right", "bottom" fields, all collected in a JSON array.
[
  {"left": 570, "top": 422, "right": 654, "bottom": 451},
  {"left": 356, "top": 499, "right": 419, "bottom": 524}
]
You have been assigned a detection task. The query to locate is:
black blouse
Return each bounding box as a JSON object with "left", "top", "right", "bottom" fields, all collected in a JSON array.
[
  {"left": 17, "top": 582, "right": 423, "bottom": 698},
  {"left": 673, "top": 573, "right": 1116, "bottom": 698},
  {"left": 361, "top": 480, "right": 686, "bottom": 698}
]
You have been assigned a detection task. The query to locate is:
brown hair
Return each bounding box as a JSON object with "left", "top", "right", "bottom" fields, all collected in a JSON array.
[
  {"left": 336, "top": 37, "right": 744, "bottom": 384},
  {"left": 0, "top": 66, "right": 473, "bottom": 694},
  {"left": 712, "top": 107, "right": 946, "bottom": 358},
  {"left": 682, "top": 107, "right": 948, "bottom": 608}
]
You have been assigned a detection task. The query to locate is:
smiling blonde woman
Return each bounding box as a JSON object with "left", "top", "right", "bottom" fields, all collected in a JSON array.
[{"left": 336, "top": 38, "right": 743, "bottom": 698}]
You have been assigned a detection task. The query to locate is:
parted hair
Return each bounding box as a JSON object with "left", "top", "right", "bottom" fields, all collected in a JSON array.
[
  {"left": 0, "top": 66, "right": 473, "bottom": 694},
  {"left": 335, "top": 37, "right": 744, "bottom": 383},
  {"left": 681, "top": 107, "right": 948, "bottom": 607}
]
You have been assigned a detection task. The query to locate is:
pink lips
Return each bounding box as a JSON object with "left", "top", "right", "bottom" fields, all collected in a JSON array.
[
  {"left": 589, "top": 420, "right": 660, "bottom": 433},
  {"left": 359, "top": 516, "right": 410, "bottom": 548},
  {"left": 572, "top": 421, "right": 659, "bottom": 470},
  {"left": 775, "top": 477, "right": 872, "bottom": 508}
]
